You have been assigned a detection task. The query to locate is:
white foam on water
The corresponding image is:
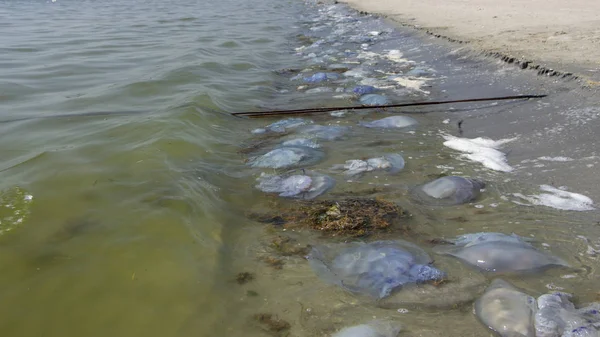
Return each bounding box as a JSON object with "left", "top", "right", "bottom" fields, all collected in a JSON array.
[
  {"left": 442, "top": 134, "right": 517, "bottom": 172},
  {"left": 390, "top": 76, "right": 431, "bottom": 94},
  {"left": 357, "top": 51, "right": 379, "bottom": 60},
  {"left": 538, "top": 156, "right": 574, "bottom": 162},
  {"left": 385, "top": 49, "right": 412, "bottom": 64},
  {"left": 512, "top": 185, "right": 595, "bottom": 211}
]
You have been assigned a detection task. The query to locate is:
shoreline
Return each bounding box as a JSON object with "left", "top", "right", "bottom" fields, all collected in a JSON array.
[
  {"left": 337, "top": 0, "right": 600, "bottom": 85},
  {"left": 329, "top": 0, "right": 600, "bottom": 209}
]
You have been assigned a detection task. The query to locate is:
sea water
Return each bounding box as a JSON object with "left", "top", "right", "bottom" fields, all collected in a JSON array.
[{"left": 1, "top": 0, "right": 599, "bottom": 336}]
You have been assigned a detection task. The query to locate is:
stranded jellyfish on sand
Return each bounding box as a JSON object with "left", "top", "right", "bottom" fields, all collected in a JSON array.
[{"left": 307, "top": 240, "right": 446, "bottom": 300}]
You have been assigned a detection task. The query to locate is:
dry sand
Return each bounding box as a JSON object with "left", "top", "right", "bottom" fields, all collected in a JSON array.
[{"left": 339, "top": 0, "right": 600, "bottom": 81}]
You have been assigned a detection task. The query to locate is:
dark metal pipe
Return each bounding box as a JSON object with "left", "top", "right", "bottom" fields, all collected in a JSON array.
[{"left": 232, "top": 94, "right": 547, "bottom": 118}]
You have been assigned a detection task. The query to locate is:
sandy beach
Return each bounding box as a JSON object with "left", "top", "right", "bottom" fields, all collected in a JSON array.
[{"left": 339, "top": 0, "right": 600, "bottom": 82}]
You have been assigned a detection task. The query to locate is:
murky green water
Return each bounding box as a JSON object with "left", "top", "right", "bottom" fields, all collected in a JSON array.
[{"left": 1, "top": 0, "right": 599, "bottom": 336}]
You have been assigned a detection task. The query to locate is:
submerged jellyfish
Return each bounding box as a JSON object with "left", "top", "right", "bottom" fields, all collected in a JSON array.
[
  {"left": 433, "top": 232, "right": 569, "bottom": 273},
  {"left": 332, "top": 153, "right": 405, "bottom": 176},
  {"left": 256, "top": 174, "right": 312, "bottom": 197},
  {"left": 307, "top": 240, "right": 446, "bottom": 299},
  {"left": 359, "top": 94, "right": 389, "bottom": 106},
  {"left": 536, "top": 292, "right": 600, "bottom": 337},
  {"left": 359, "top": 116, "right": 418, "bottom": 129},
  {"left": 280, "top": 138, "right": 320, "bottom": 149},
  {"left": 256, "top": 171, "right": 335, "bottom": 199},
  {"left": 352, "top": 85, "right": 376, "bottom": 96},
  {"left": 303, "top": 72, "right": 328, "bottom": 83},
  {"left": 247, "top": 145, "right": 324, "bottom": 169},
  {"left": 251, "top": 118, "right": 311, "bottom": 134},
  {"left": 296, "top": 124, "right": 348, "bottom": 141},
  {"left": 475, "top": 279, "right": 537, "bottom": 337},
  {"left": 405, "top": 67, "right": 432, "bottom": 77},
  {"left": 333, "top": 321, "right": 402, "bottom": 337},
  {"left": 448, "top": 232, "right": 533, "bottom": 248},
  {"left": 411, "top": 176, "right": 485, "bottom": 205},
  {"left": 303, "top": 72, "right": 339, "bottom": 83},
  {"left": 305, "top": 87, "right": 334, "bottom": 94}
]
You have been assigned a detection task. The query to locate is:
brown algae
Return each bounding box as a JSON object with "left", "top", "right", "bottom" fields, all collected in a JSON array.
[{"left": 282, "top": 198, "right": 408, "bottom": 237}]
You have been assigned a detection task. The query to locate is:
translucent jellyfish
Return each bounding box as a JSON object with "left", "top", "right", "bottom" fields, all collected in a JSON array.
[
  {"left": 446, "top": 232, "right": 533, "bottom": 248},
  {"left": 305, "top": 87, "right": 334, "bottom": 94},
  {"left": 405, "top": 67, "right": 433, "bottom": 77},
  {"left": 535, "top": 292, "right": 600, "bottom": 337},
  {"left": 475, "top": 279, "right": 537, "bottom": 337},
  {"left": 344, "top": 67, "right": 370, "bottom": 78},
  {"left": 280, "top": 138, "right": 320, "bottom": 149},
  {"left": 332, "top": 154, "right": 405, "bottom": 176},
  {"left": 333, "top": 321, "right": 402, "bottom": 337},
  {"left": 352, "top": 85, "right": 376, "bottom": 95},
  {"left": 303, "top": 72, "right": 339, "bottom": 83},
  {"left": 359, "top": 94, "right": 389, "bottom": 106},
  {"left": 411, "top": 176, "right": 485, "bottom": 206},
  {"left": 296, "top": 124, "right": 348, "bottom": 141},
  {"left": 251, "top": 118, "right": 311, "bottom": 134},
  {"left": 359, "top": 116, "right": 418, "bottom": 129},
  {"left": 307, "top": 240, "right": 446, "bottom": 299},
  {"left": 303, "top": 72, "right": 328, "bottom": 83},
  {"left": 256, "top": 174, "right": 312, "bottom": 197},
  {"left": 433, "top": 234, "right": 569, "bottom": 273},
  {"left": 247, "top": 146, "right": 324, "bottom": 169},
  {"left": 256, "top": 171, "right": 335, "bottom": 199},
  {"left": 379, "top": 260, "right": 488, "bottom": 310}
]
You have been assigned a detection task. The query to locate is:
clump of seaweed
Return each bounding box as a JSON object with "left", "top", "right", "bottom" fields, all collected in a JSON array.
[
  {"left": 253, "top": 313, "right": 291, "bottom": 336},
  {"left": 284, "top": 198, "right": 408, "bottom": 237},
  {"left": 235, "top": 272, "right": 254, "bottom": 285}
]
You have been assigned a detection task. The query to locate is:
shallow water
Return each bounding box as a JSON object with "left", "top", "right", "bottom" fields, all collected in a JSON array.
[{"left": 1, "top": 0, "right": 599, "bottom": 336}]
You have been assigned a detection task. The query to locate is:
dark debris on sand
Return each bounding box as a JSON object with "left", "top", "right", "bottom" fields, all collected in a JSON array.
[
  {"left": 253, "top": 313, "right": 291, "bottom": 336},
  {"left": 235, "top": 272, "right": 255, "bottom": 285},
  {"left": 258, "top": 236, "right": 307, "bottom": 270},
  {"left": 271, "top": 235, "right": 310, "bottom": 256}
]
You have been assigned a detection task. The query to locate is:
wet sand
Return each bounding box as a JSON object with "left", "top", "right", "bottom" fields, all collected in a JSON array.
[
  {"left": 334, "top": 0, "right": 600, "bottom": 212},
  {"left": 339, "top": 0, "right": 600, "bottom": 82}
]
